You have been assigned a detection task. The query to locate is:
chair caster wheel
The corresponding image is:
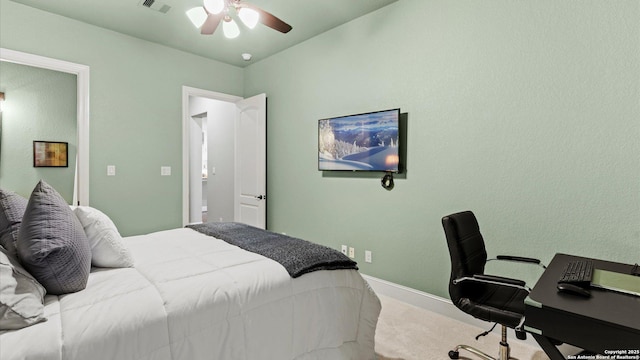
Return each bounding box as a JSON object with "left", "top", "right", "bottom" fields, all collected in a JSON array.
[{"left": 448, "top": 350, "right": 459, "bottom": 359}]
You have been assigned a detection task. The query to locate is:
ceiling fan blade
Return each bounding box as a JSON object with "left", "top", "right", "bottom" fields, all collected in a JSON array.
[
  {"left": 259, "top": 9, "right": 292, "bottom": 33},
  {"left": 240, "top": 3, "right": 292, "bottom": 33},
  {"left": 201, "top": 13, "right": 223, "bottom": 35}
]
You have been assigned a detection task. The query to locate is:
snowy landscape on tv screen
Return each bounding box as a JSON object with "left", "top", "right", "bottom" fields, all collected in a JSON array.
[{"left": 318, "top": 109, "right": 399, "bottom": 171}]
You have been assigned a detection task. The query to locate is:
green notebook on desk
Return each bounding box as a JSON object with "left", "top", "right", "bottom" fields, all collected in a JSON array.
[{"left": 591, "top": 269, "right": 640, "bottom": 297}]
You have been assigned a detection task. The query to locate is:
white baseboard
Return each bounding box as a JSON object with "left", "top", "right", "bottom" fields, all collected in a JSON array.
[{"left": 362, "top": 274, "right": 540, "bottom": 348}]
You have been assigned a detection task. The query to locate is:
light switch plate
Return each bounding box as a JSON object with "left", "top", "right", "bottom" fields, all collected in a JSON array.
[
  {"left": 107, "top": 165, "right": 116, "bottom": 176},
  {"left": 161, "top": 166, "right": 171, "bottom": 176},
  {"left": 365, "top": 250, "right": 372, "bottom": 263}
]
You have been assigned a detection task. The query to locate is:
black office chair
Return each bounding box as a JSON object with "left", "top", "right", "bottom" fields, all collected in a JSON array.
[{"left": 442, "top": 211, "right": 546, "bottom": 360}]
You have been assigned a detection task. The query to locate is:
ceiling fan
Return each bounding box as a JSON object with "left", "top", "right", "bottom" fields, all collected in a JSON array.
[{"left": 187, "top": 0, "right": 292, "bottom": 39}]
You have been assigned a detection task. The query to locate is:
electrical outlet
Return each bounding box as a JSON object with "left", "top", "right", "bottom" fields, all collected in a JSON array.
[
  {"left": 161, "top": 166, "right": 171, "bottom": 176},
  {"left": 341, "top": 245, "right": 348, "bottom": 255},
  {"left": 348, "top": 247, "right": 355, "bottom": 259},
  {"left": 365, "top": 250, "right": 372, "bottom": 263}
]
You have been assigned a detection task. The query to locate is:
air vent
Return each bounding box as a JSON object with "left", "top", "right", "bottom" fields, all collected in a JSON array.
[{"left": 139, "top": 0, "right": 171, "bottom": 14}]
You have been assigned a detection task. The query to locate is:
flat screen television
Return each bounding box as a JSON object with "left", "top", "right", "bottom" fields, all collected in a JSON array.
[{"left": 318, "top": 108, "right": 400, "bottom": 172}]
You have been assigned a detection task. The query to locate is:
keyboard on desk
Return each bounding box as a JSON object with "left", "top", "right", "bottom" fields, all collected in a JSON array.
[{"left": 558, "top": 260, "right": 594, "bottom": 286}]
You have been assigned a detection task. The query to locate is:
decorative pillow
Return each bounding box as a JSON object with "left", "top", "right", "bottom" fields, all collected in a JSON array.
[
  {"left": 17, "top": 180, "right": 91, "bottom": 295},
  {"left": 0, "top": 246, "right": 46, "bottom": 330},
  {"left": 0, "top": 188, "right": 28, "bottom": 259},
  {"left": 74, "top": 206, "right": 134, "bottom": 268}
]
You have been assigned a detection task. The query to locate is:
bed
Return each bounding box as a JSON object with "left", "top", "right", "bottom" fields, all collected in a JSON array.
[{"left": 0, "top": 184, "right": 381, "bottom": 360}]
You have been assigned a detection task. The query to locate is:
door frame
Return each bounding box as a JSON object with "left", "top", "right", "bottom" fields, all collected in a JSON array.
[
  {"left": 1, "top": 48, "right": 90, "bottom": 205},
  {"left": 181, "top": 86, "right": 241, "bottom": 226}
]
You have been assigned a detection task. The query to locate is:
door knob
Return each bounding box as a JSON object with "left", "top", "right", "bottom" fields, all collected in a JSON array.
[{"left": 255, "top": 195, "right": 266, "bottom": 200}]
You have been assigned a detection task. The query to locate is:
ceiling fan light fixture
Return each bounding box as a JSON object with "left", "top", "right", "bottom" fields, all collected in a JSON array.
[
  {"left": 238, "top": 8, "right": 260, "bottom": 29},
  {"left": 223, "top": 18, "right": 240, "bottom": 39},
  {"left": 194, "top": 0, "right": 291, "bottom": 40},
  {"left": 186, "top": 7, "right": 208, "bottom": 28},
  {"left": 203, "top": 0, "right": 224, "bottom": 15}
]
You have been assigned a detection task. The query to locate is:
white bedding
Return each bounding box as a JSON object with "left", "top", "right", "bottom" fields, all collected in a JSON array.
[{"left": 0, "top": 228, "right": 381, "bottom": 360}]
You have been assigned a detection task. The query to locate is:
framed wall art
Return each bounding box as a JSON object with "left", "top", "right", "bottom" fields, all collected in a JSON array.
[{"left": 33, "top": 141, "right": 68, "bottom": 167}]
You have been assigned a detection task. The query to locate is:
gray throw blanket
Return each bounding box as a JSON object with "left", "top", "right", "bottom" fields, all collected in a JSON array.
[{"left": 186, "top": 222, "right": 358, "bottom": 278}]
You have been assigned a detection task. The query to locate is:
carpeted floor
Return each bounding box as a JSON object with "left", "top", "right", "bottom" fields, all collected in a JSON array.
[{"left": 374, "top": 295, "right": 551, "bottom": 360}]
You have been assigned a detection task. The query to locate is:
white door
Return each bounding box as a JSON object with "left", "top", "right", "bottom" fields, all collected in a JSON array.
[{"left": 234, "top": 93, "right": 267, "bottom": 229}]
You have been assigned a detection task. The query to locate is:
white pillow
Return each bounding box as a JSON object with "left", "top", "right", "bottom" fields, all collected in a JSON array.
[
  {"left": 0, "top": 247, "right": 46, "bottom": 330},
  {"left": 73, "top": 206, "right": 134, "bottom": 268}
]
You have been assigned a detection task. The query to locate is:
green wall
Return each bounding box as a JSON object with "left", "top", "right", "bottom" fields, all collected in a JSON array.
[
  {"left": 1, "top": 0, "right": 638, "bottom": 299},
  {"left": 244, "top": 0, "right": 640, "bottom": 297},
  {"left": 0, "top": 62, "right": 77, "bottom": 202},
  {"left": 1, "top": 0, "right": 243, "bottom": 236}
]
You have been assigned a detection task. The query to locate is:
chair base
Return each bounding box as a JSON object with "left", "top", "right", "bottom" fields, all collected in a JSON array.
[{"left": 448, "top": 325, "right": 518, "bottom": 360}]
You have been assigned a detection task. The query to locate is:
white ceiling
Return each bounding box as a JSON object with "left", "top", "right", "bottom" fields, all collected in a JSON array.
[{"left": 11, "top": 0, "right": 398, "bottom": 67}]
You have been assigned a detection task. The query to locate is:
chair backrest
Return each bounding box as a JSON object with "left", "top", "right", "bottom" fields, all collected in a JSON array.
[{"left": 442, "top": 211, "right": 488, "bottom": 302}]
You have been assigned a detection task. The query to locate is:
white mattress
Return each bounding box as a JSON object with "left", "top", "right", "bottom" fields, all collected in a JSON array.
[{"left": 1, "top": 228, "right": 381, "bottom": 360}]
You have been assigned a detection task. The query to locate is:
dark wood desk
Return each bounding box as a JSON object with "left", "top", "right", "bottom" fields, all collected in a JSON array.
[{"left": 524, "top": 253, "right": 640, "bottom": 359}]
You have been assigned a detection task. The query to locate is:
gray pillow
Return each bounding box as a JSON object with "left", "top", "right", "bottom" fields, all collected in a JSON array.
[
  {"left": 17, "top": 180, "right": 91, "bottom": 295},
  {"left": 0, "top": 188, "right": 28, "bottom": 259}
]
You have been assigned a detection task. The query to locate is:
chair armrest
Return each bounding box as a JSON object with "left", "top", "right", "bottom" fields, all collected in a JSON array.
[
  {"left": 490, "top": 255, "right": 547, "bottom": 269},
  {"left": 473, "top": 274, "right": 526, "bottom": 287},
  {"left": 496, "top": 255, "right": 540, "bottom": 264},
  {"left": 453, "top": 274, "right": 530, "bottom": 292}
]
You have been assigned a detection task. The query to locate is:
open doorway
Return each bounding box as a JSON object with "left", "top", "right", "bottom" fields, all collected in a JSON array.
[
  {"left": 188, "top": 112, "right": 207, "bottom": 222},
  {"left": 181, "top": 87, "right": 267, "bottom": 229},
  {"left": 187, "top": 95, "right": 237, "bottom": 224}
]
